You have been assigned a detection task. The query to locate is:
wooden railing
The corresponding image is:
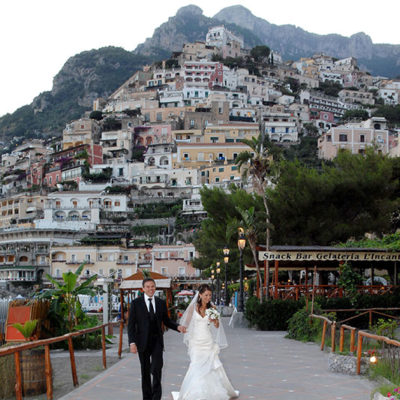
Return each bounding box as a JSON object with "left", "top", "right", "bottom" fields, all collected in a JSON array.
[
  {"left": 0, "top": 320, "right": 124, "bottom": 400},
  {"left": 270, "top": 285, "right": 399, "bottom": 300},
  {"left": 310, "top": 312, "right": 400, "bottom": 375}
]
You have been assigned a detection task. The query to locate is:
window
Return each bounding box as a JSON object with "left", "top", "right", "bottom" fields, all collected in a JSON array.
[
  {"left": 219, "top": 167, "right": 224, "bottom": 172},
  {"left": 190, "top": 120, "right": 195, "bottom": 128},
  {"left": 71, "top": 254, "right": 76, "bottom": 262},
  {"left": 360, "top": 135, "right": 365, "bottom": 143},
  {"left": 85, "top": 254, "right": 91, "bottom": 262},
  {"left": 327, "top": 135, "right": 332, "bottom": 142},
  {"left": 339, "top": 134, "right": 347, "bottom": 142},
  {"left": 183, "top": 153, "right": 189, "bottom": 160},
  {"left": 178, "top": 267, "right": 185, "bottom": 276},
  {"left": 119, "top": 168, "right": 124, "bottom": 176},
  {"left": 161, "top": 267, "right": 167, "bottom": 275},
  {"left": 115, "top": 201, "right": 120, "bottom": 207},
  {"left": 156, "top": 112, "right": 162, "bottom": 122}
]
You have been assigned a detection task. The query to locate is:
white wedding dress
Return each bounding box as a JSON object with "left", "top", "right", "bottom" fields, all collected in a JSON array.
[{"left": 172, "top": 309, "right": 239, "bottom": 400}]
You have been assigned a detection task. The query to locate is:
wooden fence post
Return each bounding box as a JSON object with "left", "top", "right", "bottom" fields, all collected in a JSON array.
[
  {"left": 14, "top": 351, "right": 22, "bottom": 400},
  {"left": 331, "top": 322, "right": 336, "bottom": 352},
  {"left": 321, "top": 320, "right": 327, "bottom": 351},
  {"left": 356, "top": 334, "right": 363, "bottom": 375},
  {"left": 350, "top": 329, "right": 356, "bottom": 353},
  {"left": 68, "top": 336, "right": 79, "bottom": 387},
  {"left": 102, "top": 326, "right": 107, "bottom": 369},
  {"left": 339, "top": 326, "right": 344, "bottom": 353},
  {"left": 44, "top": 344, "right": 53, "bottom": 400},
  {"left": 118, "top": 320, "right": 124, "bottom": 359}
]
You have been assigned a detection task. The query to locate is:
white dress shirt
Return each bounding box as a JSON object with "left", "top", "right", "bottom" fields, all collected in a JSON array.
[{"left": 144, "top": 293, "right": 156, "bottom": 313}]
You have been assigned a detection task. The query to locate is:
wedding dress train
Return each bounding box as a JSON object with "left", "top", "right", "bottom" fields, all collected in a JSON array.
[{"left": 172, "top": 309, "right": 239, "bottom": 400}]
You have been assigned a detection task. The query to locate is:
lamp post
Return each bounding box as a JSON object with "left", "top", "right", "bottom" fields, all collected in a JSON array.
[
  {"left": 237, "top": 228, "right": 246, "bottom": 312},
  {"left": 223, "top": 246, "right": 230, "bottom": 306},
  {"left": 216, "top": 262, "right": 221, "bottom": 305},
  {"left": 211, "top": 268, "right": 215, "bottom": 302}
]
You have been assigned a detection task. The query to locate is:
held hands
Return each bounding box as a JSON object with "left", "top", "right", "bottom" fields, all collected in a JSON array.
[
  {"left": 130, "top": 343, "right": 138, "bottom": 354},
  {"left": 178, "top": 325, "right": 187, "bottom": 334}
]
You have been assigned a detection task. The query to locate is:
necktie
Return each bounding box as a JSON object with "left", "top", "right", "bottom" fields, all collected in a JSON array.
[{"left": 148, "top": 298, "right": 155, "bottom": 320}]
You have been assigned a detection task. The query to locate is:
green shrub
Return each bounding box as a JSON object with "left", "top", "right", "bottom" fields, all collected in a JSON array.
[
  {"left": 286, "top": 306, "right": 322, "bottom": 342},
  {"left": 245, "top": 297, "right": 304, "bottom": 331}
]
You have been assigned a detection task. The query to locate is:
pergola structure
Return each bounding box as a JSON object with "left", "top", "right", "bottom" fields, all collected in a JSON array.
[
  {"left": 119, "top": 271, "right": 173, "bottom": 318},
  {"left": 248, "top": 245, "right": 400, "bottom": 300}
]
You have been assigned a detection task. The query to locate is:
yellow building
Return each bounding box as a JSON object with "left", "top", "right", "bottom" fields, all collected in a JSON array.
[
  {"left": 0, "top": 194, "right": 46, "bottom": 229},
  {"left": 51, "top": 245, "right": 151, "bottom": 279},
  {"left": 203, "top": 123, "right": 259, "bottom": 143},
  {"left": 174, "top": 142, "right": 252, "bottom": 169},
  {"left": 63, "top": 118, "right": 100, "bottom": 150},
  {"left": 199, "top": 162, "right": 242, "bottom": 185}
]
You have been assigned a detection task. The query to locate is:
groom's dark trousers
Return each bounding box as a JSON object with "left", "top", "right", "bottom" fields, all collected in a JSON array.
[{"left": 128, "top": 296, "right": 179, "bottom": 400}]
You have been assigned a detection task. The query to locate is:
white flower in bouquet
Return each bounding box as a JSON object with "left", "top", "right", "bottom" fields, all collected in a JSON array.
[{"left": 205, "top": 307, "right": 220, "bottom": 321}]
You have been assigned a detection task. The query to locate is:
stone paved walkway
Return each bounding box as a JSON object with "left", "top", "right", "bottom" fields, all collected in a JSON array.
[{"left": 59, "top": 318, "right": 375, "bottom": 400}]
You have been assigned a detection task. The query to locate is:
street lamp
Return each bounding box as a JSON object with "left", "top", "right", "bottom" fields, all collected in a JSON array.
[
  {"left": 223, "top": 246, "right": 230, "bottom": 306},
  {"left": 216, "top": 262, "right": 221, "bottom": 305},
  {"left": 237, "top": 228, "right": 246, "bottom": 312},
  {"left": 211, "top": 267, "right": 215, "bottom": 301}
]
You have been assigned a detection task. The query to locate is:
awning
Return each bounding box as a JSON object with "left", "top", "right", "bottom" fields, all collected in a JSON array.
[{"left": 26, "top": 207, "right": 37, "bottom": 212}]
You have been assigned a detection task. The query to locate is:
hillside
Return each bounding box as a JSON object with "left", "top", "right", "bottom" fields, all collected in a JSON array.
[{"left": 0, "top": 47, "right": 153, "bottom": 143}]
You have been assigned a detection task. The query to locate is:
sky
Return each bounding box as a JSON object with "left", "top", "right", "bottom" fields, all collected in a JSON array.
[{"left": 1, "top": 0, "right": 399, "bottom": 117}]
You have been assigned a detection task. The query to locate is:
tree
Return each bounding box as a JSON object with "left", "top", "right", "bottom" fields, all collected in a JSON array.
[
  {"left": 193, "top": 186, "right": 264, "bottom": 278},
  {"left": 250, "top": 45, "right": 271, "bottom": 63},
  {"left": 89, "top": 110, "right": 103, "bottom": 121},
  {"left": 235, "top": 135, "right": 279, "bottom": 299},
  {"left": 342, "top": 109, "right": 369, "bottom": 122},
  {"left": 268, "top": 149, "right": 399, "bottom": 245},
  {"left": 41, "top": 264, "right": 97, "bottom": 331}
]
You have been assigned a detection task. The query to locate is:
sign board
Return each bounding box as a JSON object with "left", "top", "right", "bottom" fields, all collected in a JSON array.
[{"left": 258, "top": 251, "right": 400, "bottom": 262}]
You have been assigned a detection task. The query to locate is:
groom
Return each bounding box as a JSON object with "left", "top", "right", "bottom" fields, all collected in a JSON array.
[{"left": 128, "top": 278, "right": 186, "bottom": 400}]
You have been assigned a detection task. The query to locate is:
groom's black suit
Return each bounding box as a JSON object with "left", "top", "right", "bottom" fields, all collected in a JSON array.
[{"left": 128, "top": 295, "right": 179, "bottom": 400}]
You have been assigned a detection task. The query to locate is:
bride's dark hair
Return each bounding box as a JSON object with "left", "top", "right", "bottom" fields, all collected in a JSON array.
[{"left": 197, "top": 284, "right": 213, "bottom": 310}]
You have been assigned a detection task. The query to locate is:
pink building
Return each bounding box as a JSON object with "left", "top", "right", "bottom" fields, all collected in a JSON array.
[
  {"left": 318, "top": 117, "right": 389, "bottom": 160},
  {"left": 152, "top": 244, "right": 198, "bottom": 278},
  {"left": 134, "top": 125, "right": 172, "bottom": 146}
]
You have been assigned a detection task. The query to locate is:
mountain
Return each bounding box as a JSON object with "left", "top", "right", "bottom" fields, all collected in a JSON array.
[
  {"left": 213, "top": 5, "right": 400, "bottom": 77},
  {"left": 2, "top": 5, "right": 400, "bottom": 144},
  {"left": 134, "top": 5, "right": 262, "bottom": 58},
  {"left": 0, "top": 47, "right": 154, "bottom": 144}
]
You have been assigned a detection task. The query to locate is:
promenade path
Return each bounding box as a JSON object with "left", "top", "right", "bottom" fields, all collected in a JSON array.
[{"left": 59, "top": 318, "right": 375, "bottom": 400}]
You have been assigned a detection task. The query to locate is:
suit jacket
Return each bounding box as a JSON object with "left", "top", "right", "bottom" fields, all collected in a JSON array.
[{"left": 128, "top": 296, "right": 179, "bottom": 352}]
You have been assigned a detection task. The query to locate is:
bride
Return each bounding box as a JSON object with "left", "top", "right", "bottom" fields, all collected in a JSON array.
[{"left": 172, "top": 284, "right": 239, "bottom": 400}]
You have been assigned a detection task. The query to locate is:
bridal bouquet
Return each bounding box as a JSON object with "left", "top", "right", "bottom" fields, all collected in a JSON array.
[{"left": 205, "top": 308, "right": 220, "bottom": 321}]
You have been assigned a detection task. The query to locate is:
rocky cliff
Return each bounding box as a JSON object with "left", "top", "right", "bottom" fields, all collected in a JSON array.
[{"left": 213, "top": 5, "right": 400, "bottom": 77}]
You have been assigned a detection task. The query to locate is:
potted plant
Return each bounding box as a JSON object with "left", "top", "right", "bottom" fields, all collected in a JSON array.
[{"left": 12, "top": 319, "right": 46, "bottom": 396}]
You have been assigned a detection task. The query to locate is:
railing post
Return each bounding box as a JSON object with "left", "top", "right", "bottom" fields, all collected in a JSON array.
[
  {"left": 356, "top": 333, "right": 363, "bottom": 375},
  {"left": 68, "top": 336, "right": 79, "bottom": 387},
  {"left": 350, "top": 329, "right": 356, "bottom": 353},
  {"left": 14, "top": 351, "right": 22, "bottom": 400},
  {"left": 369, "top": 310, "right": 372, "bottom": 327},
  {"left": 321, "top": 320, "right": 327, "bottom": 351},
  {"left": 331, "top": 322, "right": 336, "bottom": 352},
  {"left": 102, "top": 325, "right": 107, "bottom": 369},
  {"left": 339, "top": 326, "right": 344, "bottom": 353},
  {"left": 118, "top": 320, "right": 124, "bottom": 359},
  {"left": 45, "top": 344, "right": 53, "bottom": 400}
]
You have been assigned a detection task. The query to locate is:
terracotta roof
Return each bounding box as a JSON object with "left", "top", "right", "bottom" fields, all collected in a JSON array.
[{"left": 124, "top": 271, "right": 169, "bottom": 281}]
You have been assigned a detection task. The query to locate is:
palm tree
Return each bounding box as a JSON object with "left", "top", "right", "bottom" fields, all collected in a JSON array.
[{"left": 235, "top": 134, "right": 280, "bottom": 300}]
